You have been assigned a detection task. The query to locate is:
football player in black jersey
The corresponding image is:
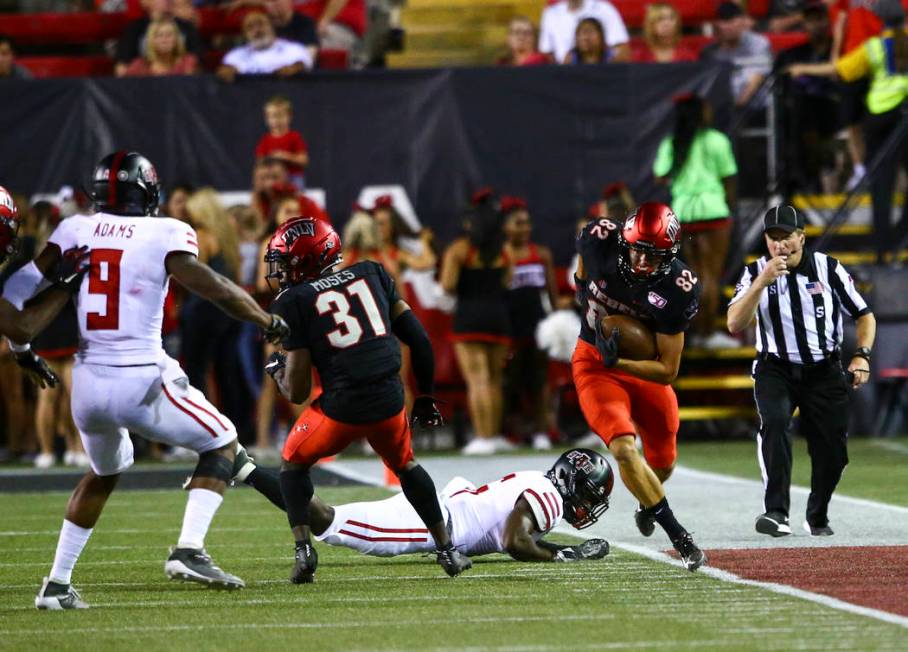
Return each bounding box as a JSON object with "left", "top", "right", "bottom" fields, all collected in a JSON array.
[
  {"left": 572, "top": 202, "right": 706, "bottom": 571},
  {"left": 263, "top": 216, "right": 472, "bottom": 583}
]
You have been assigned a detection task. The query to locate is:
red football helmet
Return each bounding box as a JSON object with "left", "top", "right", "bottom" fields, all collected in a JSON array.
[
  {"left": 265, "top": 217, "right": 342, "bottom": 290},
  {"left": 0, "top": 186, "right": 20, "bottom": 265},
  {"left": 619, "top": 202, "right": 681, "bottom": 281}
]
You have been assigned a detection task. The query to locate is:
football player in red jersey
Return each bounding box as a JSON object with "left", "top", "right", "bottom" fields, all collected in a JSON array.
[
  {"left": 0, "top": 186, "right": 87, "bottom": 388},
  {"left": 263, "top": 217, "right": 472, "bottom": 583},
  {"left": 573, "top": 201, "right": 706, "bottom": 571}
]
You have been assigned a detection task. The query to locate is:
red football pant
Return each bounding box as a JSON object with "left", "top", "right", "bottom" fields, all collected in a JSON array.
[
  {"left": 282, "top": 402, "right": 415, "bottom": 471},
  {"left": 571, "top": 339, "right": 679, "bottom": 469}
]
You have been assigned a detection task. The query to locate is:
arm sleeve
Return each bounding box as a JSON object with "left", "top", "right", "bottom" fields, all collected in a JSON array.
[
  {"left": 728, "top": 263, "right": 755, "bottom": 307},
  {"left": 271, "top": 290, "right": 310, "bottom": 350},
  {"left": 1, "top": 262, "right": 50, "bottom": 310},
  {"left": 601, "top": 5, "right": 629, "bottom": 46},
  {"left": 835, "top": 44, "right": 872, "bottom": 82},
  {"left": 391, "top": 309, "right": 434, "bottom": 394},
  {"left": 829, "top": 260, "right": 871, "bottom": 317},
  {"left": 167, "top": 222, "right": 200, "bottom": 258},
  {"left": 653, "top": 138, "right": 673, "bottom": 177}
]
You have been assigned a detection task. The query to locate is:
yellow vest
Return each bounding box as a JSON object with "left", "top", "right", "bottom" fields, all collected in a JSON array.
[{"left": 865, "top": 32, "right": 908, "bottom": 114}]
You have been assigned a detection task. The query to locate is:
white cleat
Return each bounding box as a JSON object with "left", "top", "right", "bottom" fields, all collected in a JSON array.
[
  {"left": 35, "top": 577, "right": 89, "bottom": 610},
  {"left": 164, "top": 547, "right": 245, "bottom": 590}
]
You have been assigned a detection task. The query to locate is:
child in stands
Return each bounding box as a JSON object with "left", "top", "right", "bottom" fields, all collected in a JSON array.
[{"left": 255, "top": 95, "right": 309, "bottom": 191}]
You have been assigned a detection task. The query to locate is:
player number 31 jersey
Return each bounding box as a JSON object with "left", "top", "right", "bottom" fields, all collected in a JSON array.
[{"left": 48, "top": 212, "right": 199, "bottom": 366}]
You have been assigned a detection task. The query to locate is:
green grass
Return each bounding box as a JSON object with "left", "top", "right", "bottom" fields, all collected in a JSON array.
[
  {"left": 677, "top": 436, "right": 908, "bottom": 506},
  {"left": 1, "top": 487, "right": 906, "bottom": 651}
]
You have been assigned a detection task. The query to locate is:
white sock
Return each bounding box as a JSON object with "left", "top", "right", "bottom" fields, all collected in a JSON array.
[
  {"left": 49, "top": 520, "right": 93, "bottom": 585},
  {"left": 177, "top": 489, "right": 224, "bottom": 550}
]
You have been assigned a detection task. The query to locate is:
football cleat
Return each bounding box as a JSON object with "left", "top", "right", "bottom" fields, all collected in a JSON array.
[
  {"left": 290, "top": 542, "right": 318, "bottom": 584},
  {"left": 755, "top": 512, "right": 792, "bottom": 537},
  {"left": 634, "top": 506, "right": 656, "bottom": 537},
  {"left": 231, "top": 443, "right": 256, "bottom": 484},
  {"left": 803, "top": 521, "right": 834, "bottom": 537},
  {"left": 164, "top": 547, "right": 245, "bottom": 590},
  {"left": 436, "top": 545, "right": 472, "bottom": 577},
  {"left": 35, "top": 577, "right": 89, "bottom": 610},
  {"left": 671, "top": 532, "right": 706, "bottom": 572}
]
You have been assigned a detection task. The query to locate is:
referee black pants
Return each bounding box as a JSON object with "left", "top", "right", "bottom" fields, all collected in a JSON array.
[{"left": 753, "top": 356, "right": 850, "bottom": 527}]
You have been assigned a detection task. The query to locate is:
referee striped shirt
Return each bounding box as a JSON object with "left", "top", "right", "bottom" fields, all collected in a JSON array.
[{"left": 729, "top": 250, "right": 871, "bottom": 364}]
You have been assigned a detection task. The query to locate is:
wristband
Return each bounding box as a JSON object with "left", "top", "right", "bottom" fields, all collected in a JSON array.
[
  {"left": 8, "top": 340, "right": 30, "bottom": 353},
  {"left": 853, "top": 347, "right": 871, "bottom": 362}
]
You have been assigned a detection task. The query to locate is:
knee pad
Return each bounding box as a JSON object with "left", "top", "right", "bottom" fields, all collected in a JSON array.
[{"left": 193, "top": 450, "right": 234, "bottom": 483}]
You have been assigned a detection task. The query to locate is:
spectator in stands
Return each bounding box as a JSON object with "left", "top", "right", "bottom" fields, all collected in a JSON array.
[
  {"left": 297, "top": 0, "right": 366, "bottom": 62},
  {"left": 539, "top": 0, "right": 630, "bottom": 64},
  {"left": 114, "top": 0, "right": 203, "bottom": 77},
  {"left": 773, "top": 1, "right": 840, "bottom": 195},
  {"left": 255, "top": 95, "right": 309, "bottom": 190},
  {"left": 0, "top": 35, "right": 33, "bottom": 80},
  {"left": 120, "top": 18, "right": 199, "bottom": 76},
  {"left": 172, "top": 0, "right": 199, "bottom": 26},
  {"left": 653, "top": 93, "right": 739, "bottom": 349},
  {"left": 217, "top": 9, "right": 314, "bottom": 83},
  {"left": 564, "top": 17, "right": 613, "bottom": 64},
  {"left": 700, "top": 1, "right": 773, "bottom": 107},
  {"left": 164, "top": 183, "right": 193, "bottom": 222},
  {"left": 497, "top": 16, "right": 552, "bottom": 66},
  {"left": 441, "top": 195, "right": 513, "bottom": 456},
  {"left": 830, "top": 0, "right": 890, "bottom": 189},
  {"left": 232, "top": 0, "right": 320, "bottom": 61},
  {"left": 766, "top": 0, "right": 808, "bottom": 32},
  {"left": 788, "top": 0, "right": 908, "bottom": 262},
  {"left": 181, "top": 188, "right": 254, "bottom": 441},
  {"left": 632, "top": 3, "right": 698, "bottom": 63},
  {"left": 501, "top": 196, "right": 558, "bottom": 451},
  {"left": 372, "top": 194, "right": 437, "bottom": 274}
]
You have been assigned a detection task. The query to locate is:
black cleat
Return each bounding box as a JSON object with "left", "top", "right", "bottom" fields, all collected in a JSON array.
[
  {"left": 803, "top": 521, "right": 834, "bottom": 536},
  {"left": 672, "top": 532, "right": 706, "bottom": 572},
  {"left": 436, "top": 545, "right": 472, "bottom": 577},
  {"left": 755, "top": 512, "right": 792, "bottom": 537},
  {"left": 164, "top": 547, "right": 245, "bottom": 590},
  {"left": 635, "top": 506, "right": 656, "bottom": 537},
  {"left": 290, "top": 542, "right": 318, "bottom": 584},
  {"left": 35, "top": 577, "right": 89, "bottom": 610}
]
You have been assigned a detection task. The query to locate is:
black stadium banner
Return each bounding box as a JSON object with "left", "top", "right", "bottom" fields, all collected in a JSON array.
[{"left": 0, "top": 64, "right": 731, "bottom": 263}]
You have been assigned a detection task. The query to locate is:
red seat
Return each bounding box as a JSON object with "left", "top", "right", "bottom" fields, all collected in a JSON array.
[{"left": 18, "top": 55, "right": 113, "bottom": 78}]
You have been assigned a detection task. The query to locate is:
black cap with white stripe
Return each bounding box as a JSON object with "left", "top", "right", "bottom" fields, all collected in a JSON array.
[{"left": 763, "top": 205, "right": 804, "bottom": 234}]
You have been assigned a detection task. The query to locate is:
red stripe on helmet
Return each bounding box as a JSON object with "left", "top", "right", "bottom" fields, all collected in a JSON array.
[{"left": 108, "top": 151, "right": 127, "bottom": 210}]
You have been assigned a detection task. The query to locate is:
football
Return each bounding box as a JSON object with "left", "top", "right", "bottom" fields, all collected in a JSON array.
[{"left": 600, "top": 314, "right": 657, "bottom": 361}]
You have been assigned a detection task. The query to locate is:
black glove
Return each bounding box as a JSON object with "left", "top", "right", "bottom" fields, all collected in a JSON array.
[
  {"left": 265, "top": 351, "right": 287, "bottom": 380},
  {"left": 553, "top": 539, "right": 610, "bottom": 562},
  {"left": 411, "top": 395, "right": 444, "bottom": 428},
  {"left": 14, "top": 349, "right": 59, "bottom": 389},
  {"left": 48, "top": 245, "right": 90, "bottom": 294},
  {"left": 264, "top": 314, "right": 290, "bottom": 344},
  {"left": 595, "top": 325, "right": 620, "bottom": 368}
]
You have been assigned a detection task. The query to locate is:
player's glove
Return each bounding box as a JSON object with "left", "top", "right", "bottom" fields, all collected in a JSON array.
[
  {"left": 265, "top": 351, "right": 287, "bottom": 380},
  {"left": 264, "top": 314, "right": 290, "bottom": 344},
  {"left": 411, "top": 395, "right": 444, "bottom": 428},
  {"left": 595, "top": 325, "right": 620, "bottom": 368},
  {"left": 552, "top": 539, "right": 610, "bottom": 562},
  {"left": 14, "top": 349, "right": 59, "bottom": 389},
  {"left": 48, "top": 245, "right": 90, "bottom": 294}
]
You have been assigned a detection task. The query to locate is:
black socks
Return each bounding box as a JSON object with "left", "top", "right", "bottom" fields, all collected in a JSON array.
[
  {"left": 645, "top": 497, "right": 686, "bottom": 541},
  {"left": 398, "top": 464, "right": 444, "bottom": 528},
  {"left": 245, "top": 467, "right": 286, "bottom": 511}
]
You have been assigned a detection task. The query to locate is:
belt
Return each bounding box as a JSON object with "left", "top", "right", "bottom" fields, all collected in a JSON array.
[{"left": 762, "top": 351, "right": 842, "bottom": 379}]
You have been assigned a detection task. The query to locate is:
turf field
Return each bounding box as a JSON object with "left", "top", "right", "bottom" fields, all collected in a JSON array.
[{"left": 1, "top": 445, "right": 907, "bottom": 652}]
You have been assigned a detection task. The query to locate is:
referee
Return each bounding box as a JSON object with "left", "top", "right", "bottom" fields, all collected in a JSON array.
[{"left": 727, "top": 205, "right": 876, "bottom": 537}]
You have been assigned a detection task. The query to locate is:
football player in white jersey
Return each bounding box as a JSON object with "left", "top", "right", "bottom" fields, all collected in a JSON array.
[
  {"left": 0, "top": 186, "right": 88, "bottom": 388},
  {"left": 236, "top": 448, "right": 613, "bottom": 562},
  {"left": 2, "top": 152, "right": 290, "bottom": 610}
]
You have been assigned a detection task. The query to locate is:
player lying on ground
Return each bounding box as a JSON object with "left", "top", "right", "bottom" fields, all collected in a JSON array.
[
  {"left": 234, "top": 448, "right": 613, "bottom": 563},
  {"left": 259, "top": 216, "right": 472, "bottom": 583},
  {"left": 0, "top": 186, "right": 89, "bottom": 388},
  {"left": 573, "top": 202, "right": 706, "bottom": 570},
  {"left": 2, "top": 152, "right": 290, "bottom": 610}
]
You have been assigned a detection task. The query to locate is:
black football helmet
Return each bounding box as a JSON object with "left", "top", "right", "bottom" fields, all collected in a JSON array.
[
  {"left": 90, "top": 151, "right": 160, "bottom": 217},
  {"left": 546, "top": 448, "right": 614, "bottom": 529},
  {"left": 0, "top": 186, "right": 20, "bottom": 265}
]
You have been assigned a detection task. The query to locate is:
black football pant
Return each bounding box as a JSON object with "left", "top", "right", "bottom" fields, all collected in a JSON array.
[{"left": 753, "top": 355, "right": 850, "bottom": 527}]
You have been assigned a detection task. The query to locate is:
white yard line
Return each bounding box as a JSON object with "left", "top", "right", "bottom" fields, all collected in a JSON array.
[
  {"left": 870, "top": 440, "right": 908, "bottom": 456},
  {"left": 674, "top": 465, "right": 908, "bottom": 515}
]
